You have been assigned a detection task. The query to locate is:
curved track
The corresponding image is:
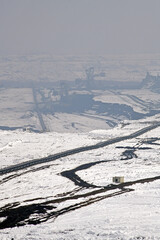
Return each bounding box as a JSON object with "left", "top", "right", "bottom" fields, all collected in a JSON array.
[
  {"left": 0, "top": 174, "right": 160, "bottom": 229},
  {"left": 0, "top": 122, "right": 160, "bottom": 176}
]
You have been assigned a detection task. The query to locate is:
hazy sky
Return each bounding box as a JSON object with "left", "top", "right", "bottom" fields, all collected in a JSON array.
[{"left": 1, "top": 0, "right": 160, "bottom": 55}]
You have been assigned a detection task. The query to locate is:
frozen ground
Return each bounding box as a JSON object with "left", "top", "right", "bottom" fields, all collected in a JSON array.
[
  {"left": 0, "top": 88, "right": 40, "bottom": 131},
  {"left": 1, "top": 54, "right": 160, "bottom": 83},
  {"left": 93, "top": 89, "right": 160, "bottom": 114},
  {"left": 1, "top": 54, "right": 160, "bottom": 133},
  {"left": 0, "top": 115, "right": 160, "bottom": 239},
  {"left": 0, "top": 54, "right": 160, "bottom": 239},
  {"left": 1, "top": 87, "right": 160, "bottom": 133}
]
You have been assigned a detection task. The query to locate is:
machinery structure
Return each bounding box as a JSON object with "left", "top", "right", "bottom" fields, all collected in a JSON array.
[{"left": 75, "top": 67, "right": 105, "bottom": 90}]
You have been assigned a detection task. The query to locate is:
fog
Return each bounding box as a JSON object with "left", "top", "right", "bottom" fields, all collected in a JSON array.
[{"left": 1, "top": 0, "right": 160, "bottom": 55}]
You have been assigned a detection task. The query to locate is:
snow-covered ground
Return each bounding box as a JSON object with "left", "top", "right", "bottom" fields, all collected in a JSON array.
[
  {"left": 0, "top": 88, "right": 40, "bottom": 130},
  {"left": 1, "top": 54, "right": 160, "bottom": 83},
  {"left": 93, "top": 89, "right": 160, "bottom": 114},
  {"left": 1, "top": 54, "right": 160, "bottom": 133},
  {"left": 0, "top": 115, "right": 160, "bottom": 239},
  {"left": 43, "top": 113, "right": 112, "bottom": 133},
  {"left": 0, "top": 54, "right": 160, "bottom": 239},
  {"left": 1, "top": 86, "right": 160, "bottom": 133}
]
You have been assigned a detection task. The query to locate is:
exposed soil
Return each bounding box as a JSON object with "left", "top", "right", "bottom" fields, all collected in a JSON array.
[{"left": 0, "top": 175, "right": 159, "bottom": 229}]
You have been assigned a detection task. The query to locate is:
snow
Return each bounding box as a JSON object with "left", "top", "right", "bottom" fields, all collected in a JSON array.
[
  {"left": 1, "top": 54, "right": 160, "bottom": 83},
  {"left": 43, "top": 113, "right": 110, "bottom": 133},
  {"left": 0, "top": 130, "right": 99, "bottom": 168},
  {"left": 0, "top": 115, "right": 160, "bottom": 239},
  {"left": 94, "top": 89, "right": 160, "bottom": 114},
  {"left": 1, "top": 53, "right": 160, "bottom": 238}
]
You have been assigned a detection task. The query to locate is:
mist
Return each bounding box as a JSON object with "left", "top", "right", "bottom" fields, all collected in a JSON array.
[{"left": 1, "top": 0, "right": 160, "bottom": 55}]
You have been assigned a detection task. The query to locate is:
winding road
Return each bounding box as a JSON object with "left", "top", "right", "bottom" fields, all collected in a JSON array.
[
  {"left": 0, "top": 122, "right": 160, "bottom": 229},
  {"left": 0, "top": 122, "right": 160, "bottom": 176}
]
